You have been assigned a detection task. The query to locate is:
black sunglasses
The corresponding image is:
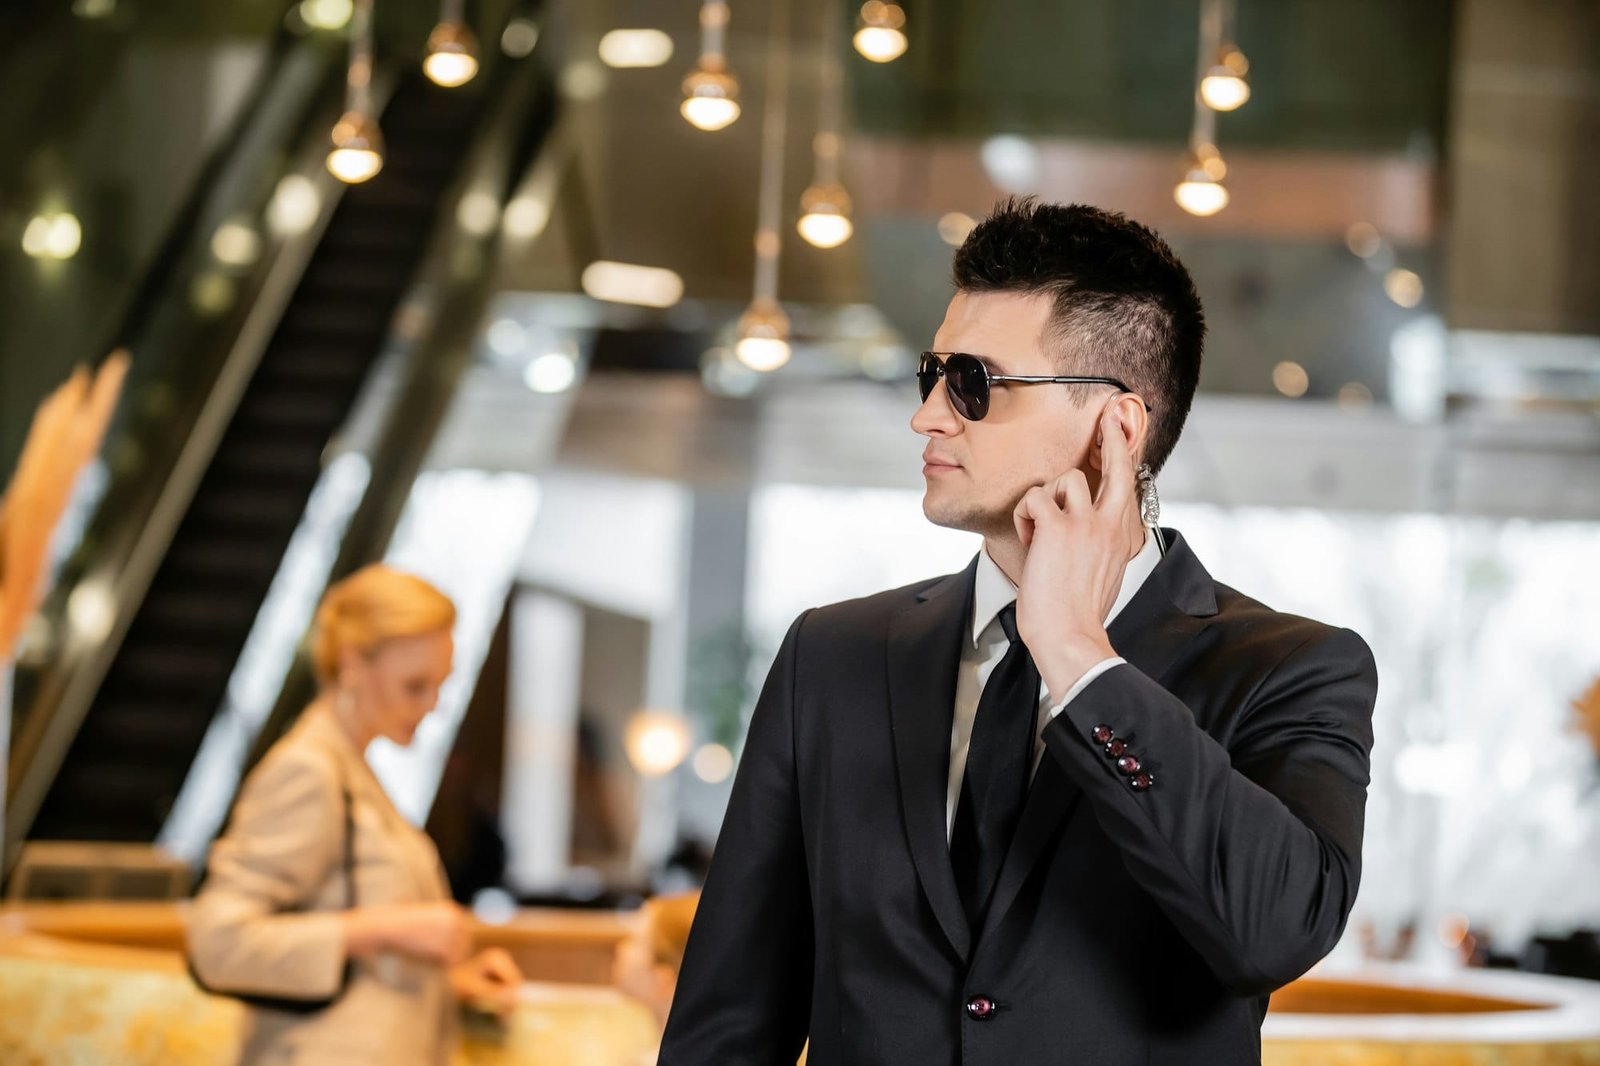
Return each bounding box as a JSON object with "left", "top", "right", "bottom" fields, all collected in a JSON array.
[{"left": 917, "top": 351, "right": 1151, "bottom": 422}]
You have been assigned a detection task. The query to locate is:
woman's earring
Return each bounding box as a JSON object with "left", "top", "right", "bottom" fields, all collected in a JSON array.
[{"left": 1136, "top": 463, "right": 1160, "bottom": 527}]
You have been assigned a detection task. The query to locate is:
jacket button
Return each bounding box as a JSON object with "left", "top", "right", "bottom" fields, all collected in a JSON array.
[
  {"left": 965, "top": 996, "right": 996, "bottom": 1020},
  {"left": 1104, "top": 738, "right": 1128, "bottom": 758},
  {"left": 1130, "top": 771, "right": 1154, "bottom": 791},
  {"left": 1116, "top": 755, "right": 1141, "bottom": 775},
  {"left": 1091, "top": 725, "right": 1114, "bottom": 745}
]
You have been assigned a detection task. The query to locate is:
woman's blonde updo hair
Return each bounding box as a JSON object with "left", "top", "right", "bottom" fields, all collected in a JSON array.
[{"left": 311, "top": 565, "right": 456, "bottom": 686}]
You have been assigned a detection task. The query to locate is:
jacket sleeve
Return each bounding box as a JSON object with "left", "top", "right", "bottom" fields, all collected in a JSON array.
[
  {"left": 658, "top": 611, "right": 814, "bottom": 1065},
  {"left": 185, "top": 747, "right": 348, "bottom": 999},
  {"left": 1041, "top": 625, "right": 1377, "bottom": 996}
]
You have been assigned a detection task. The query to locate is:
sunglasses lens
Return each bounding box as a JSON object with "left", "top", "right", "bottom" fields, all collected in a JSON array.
[
  {"left": 916, "top": 353, "right": 940, "bottom": 403},
  {"left": 947, "top": 355, "right": 990, "bottom": 420}
]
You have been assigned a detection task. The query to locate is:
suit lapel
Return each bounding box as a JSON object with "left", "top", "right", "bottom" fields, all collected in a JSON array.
[
  {"left": 886, "top": 557, "right": 978, "bottom": 963},
  {"left": 978, "top": 530, "right": 1217, "bottom": 943}
]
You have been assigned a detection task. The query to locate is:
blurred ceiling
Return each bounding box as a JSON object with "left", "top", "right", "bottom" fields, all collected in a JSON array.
[{"left": 506, "top": 0, "right": 1452, "bottom": 301}]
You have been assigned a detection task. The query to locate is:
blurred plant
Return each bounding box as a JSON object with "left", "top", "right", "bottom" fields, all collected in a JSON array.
[
  {"left": 0, "top": 352, "right": 129, "bottom": 661},
  {"left": 685, "top": 623, "right": 755, "bottom": 752}
]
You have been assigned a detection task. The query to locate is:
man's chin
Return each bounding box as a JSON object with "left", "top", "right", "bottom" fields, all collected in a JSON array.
[{"left": 922, "top": 494, "right": 994, "bottom": 536}]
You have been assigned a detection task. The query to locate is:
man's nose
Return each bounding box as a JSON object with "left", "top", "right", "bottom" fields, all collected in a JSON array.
[{"left": 911, "top": 379, "right": 961, "bottom": 437}]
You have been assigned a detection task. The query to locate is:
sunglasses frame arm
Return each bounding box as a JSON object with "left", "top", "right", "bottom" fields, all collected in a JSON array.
[{"left": 986, "top": 373, "right": 1154, "bottom": 412}]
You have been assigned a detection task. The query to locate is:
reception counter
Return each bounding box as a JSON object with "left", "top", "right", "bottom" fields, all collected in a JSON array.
[
  {"left": 0, "top": 928, "right": 660, "bottom": 1066},
  {"left": 4, "top": 902, "right": 1599, "bottom": 1065},
  {"left": 1263, "top": 965, "right": 1600, "bottom": 1065}
]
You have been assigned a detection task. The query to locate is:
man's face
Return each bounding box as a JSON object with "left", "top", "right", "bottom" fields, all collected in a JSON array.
[{"left": 912, "top": 290, "right": 1111, "bottom": 538}]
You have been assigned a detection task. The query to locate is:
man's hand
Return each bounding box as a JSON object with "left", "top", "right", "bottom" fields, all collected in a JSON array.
[{"left": 1011, "top": 400, "right": 1146, "bottom": 703}]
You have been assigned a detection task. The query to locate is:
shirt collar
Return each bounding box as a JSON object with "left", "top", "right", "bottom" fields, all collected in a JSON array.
[{"left": 971, "top": 526, "right": 1162, "bottom": 648}]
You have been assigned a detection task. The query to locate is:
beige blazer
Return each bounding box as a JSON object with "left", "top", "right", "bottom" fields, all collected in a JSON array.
[{"left": 187, "top": 707, "right": 457, "bottom": 1066}]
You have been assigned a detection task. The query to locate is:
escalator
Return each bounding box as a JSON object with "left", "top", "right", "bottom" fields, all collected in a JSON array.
[
  {"left": 8, "top": 2, "right": 557, "bottom": 856},
  {"left": 29, "top": 72, "right": 492, "bottom": 842}
]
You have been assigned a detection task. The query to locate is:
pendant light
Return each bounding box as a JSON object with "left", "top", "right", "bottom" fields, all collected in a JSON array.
[
  {"left": 326, "top": 0, "right": 383, "bottom": 184},
  {"left": 1175, "top": 0, "right": 1231, "bottom": 216},
  {"left": 736, "top": 0, "right": 792, "bottom": 371},
  {"left": 1197, "top": 0, "right": 1249, "bottom": 112},
  {"left": 682, "top": 1, "right": 741, "bottom": 131},
  {"left": 424, "top": 0, "right": 480, "bottom": 88},
  {"left": 797, "top": 2, "right": 853, "bottom": 248},
  {"left": 852, "top": 1, "right": 907, "bottom": 63}
]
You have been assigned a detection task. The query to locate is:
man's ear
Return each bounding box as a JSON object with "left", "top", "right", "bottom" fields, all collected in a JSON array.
[{"left": 1089, "top": 393, "right": 1151, "bottom": 471}]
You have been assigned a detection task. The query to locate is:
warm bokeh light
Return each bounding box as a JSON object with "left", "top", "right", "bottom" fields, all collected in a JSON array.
[
  {"left": 502, "top": 195, "right": 550, "bottom": 240},
  {"left": 298, "top": 0, "right": 352, "bottom": 31},
  {"left": 21, "top": 213, "right": 83, "bottom": 261},
  {"left": 210, "top": 220, "right": 261, "bottom": 267},
  {"left": 599, "top": 28, "right": 674, "bottom": 68},
  {"left": 796, "top": 183, "right": 854, "bottom": 249},
  {"left": 681, "top": 65, "right": 741, "bottom": 130},
  {"left": 326, "top": 110, "right": 384, "bottom": 184},
  {"left": 1174, "top": 173, "right": 1229, "bottom": 216},
  {"left": 624, "top": 710, "right": 693, "bottom": 777},
  {"left": 67, "top": 579, "right": 116, "bottom": 643},
  {"left": 267, "top": 175, "right": 321, "bottom": 236},
  {"left": 1272, "top": 360, "right": 1310, "bottom": 398},
  {"left": 1345, "top": 221, "right": 1382, "bottom": 258},
  {"left": 456, "top": 190, "right": 500, "bottom": 236},
  {"left": 692, "top": 743, "right": 735, "bottom": 784},
  {"left": 1199, "top": 47, "right": 1250, "bottom": 111},
  {"left": 500, "top": 17, "right": 540, "bottom": 58},
  {"left": 1195, "top": 141, "right": 1227, "bottom": 180},
  {"left": 581, "top": 260, "right": 685, "bottom": 308},
  {"left": 1338, "top": 382, "right": 1375, "bottom": 410},
  {"left": 736, "top": 298, "right": 792, "bottom": 371},
  {"left": 1385, "top": 268, "right": 1425, "bottom": 308},
  {"left": 937, "top": 212, "right": 977, "bottom": 246},
  {"left": 424, "top": 21, "right": 480, "bottom": 88},
  {"left": 853, "top": 2, "right": 908, "bottom": 62},
  {"left": 523, "top": 350, "right": 578, "bottom": 394}
]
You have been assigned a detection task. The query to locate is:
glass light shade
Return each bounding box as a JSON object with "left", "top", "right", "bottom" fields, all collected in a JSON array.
[
  {"left": 1174, "top": 175, "right": 1229, "bottom": 216},
  {"left": 796, "top": 182, "right": 854, "bottom": 248},
  {"left": 854, "top": 2, "right": 908, "bottom": 62},
  {"left": 1174, "top": 152, "right": 1229, "bottom": 217},
  {"left": 424, "top": 20, "right": 480, "bottom": 87},
  {"left": 327, "top": 110, "right": 384, "bottom": 183},
  {"left": 1199, "top": 47, "right": 1250, "bottom": 111},
  {"left": 1199, "top": 69, "right": 1250, "bottom": 111},
  {"left": 681, "top": 64, "right": 741, "bottom": 130},
  {"left": 736, "top": 297, "right": 792, "bottom": 371}
]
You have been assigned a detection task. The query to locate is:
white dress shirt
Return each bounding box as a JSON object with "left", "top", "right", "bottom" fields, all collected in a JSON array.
[{"left": 945, "top": 527, "right": 1163, "bottom": 840}]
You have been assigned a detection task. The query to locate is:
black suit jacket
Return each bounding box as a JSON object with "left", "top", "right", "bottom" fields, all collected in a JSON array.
[{"left": 660, "top": 530, "right": 1378, "bottom": 1065}]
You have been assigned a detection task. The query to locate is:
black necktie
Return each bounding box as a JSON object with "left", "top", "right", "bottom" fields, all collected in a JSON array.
[{"left": 950, "top": 602, "right": 1039, "bottom": 932}]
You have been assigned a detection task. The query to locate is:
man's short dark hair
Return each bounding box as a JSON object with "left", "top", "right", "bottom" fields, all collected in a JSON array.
[{"left": 952, "top": 198, "right": 1205, "bottom": 476}]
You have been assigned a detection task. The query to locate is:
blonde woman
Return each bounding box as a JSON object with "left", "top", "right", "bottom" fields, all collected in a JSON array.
[{"left": 188, "top": 565, "right": 521, "bottom": 1065}]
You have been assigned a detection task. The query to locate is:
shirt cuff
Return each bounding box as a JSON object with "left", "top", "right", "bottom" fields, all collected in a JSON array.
[{"left": 1047, "top": 657, "right": 1126, "bottom": 719}]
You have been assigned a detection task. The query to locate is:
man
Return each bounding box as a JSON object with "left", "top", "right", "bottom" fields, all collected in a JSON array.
[{"left": 659, "top": 199, "right": 1378, "bottom": 1065}]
